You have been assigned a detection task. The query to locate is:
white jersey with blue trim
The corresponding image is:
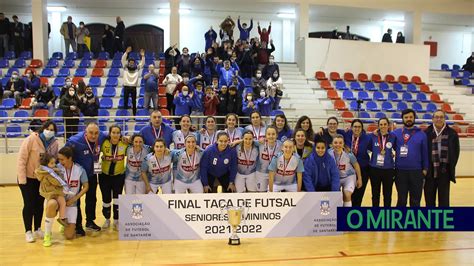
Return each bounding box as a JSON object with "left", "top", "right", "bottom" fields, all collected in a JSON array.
[
  {"left": 245, "top": 125, "right": 266, "bottom": 141},
  {"left": 197, "top": 130, "right": 217, "bottom": 150},
  {"left": 256, "top": 140, "right": 282, "bottom": 173},
  {"left": 328, "top": 148, "right": 357, "bottom": 178},
  {"left": 171, "top": 149, "right": 202, "bottom": 184},
  {"left": 268, "top": 152, "right": 304, "bottom": 185},
  {"left": 125, "top": 146, "right": 149, "bottom": 181},
  {"left": 141, "top": 153, "right": 172, "bottom": 185},
  {"left": 236, "top": 144, "right": 259, "bottom": 175},
  {"left": 172, "top": 130, "right": 195, "bottom": 150},
  {"left": 222, "top": 127, "right": 244, "bottom": 142}
]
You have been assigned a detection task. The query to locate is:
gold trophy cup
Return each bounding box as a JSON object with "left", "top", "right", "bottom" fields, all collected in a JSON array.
[{"left": 225, "top": 206, "right": 245, "bottom": 245}]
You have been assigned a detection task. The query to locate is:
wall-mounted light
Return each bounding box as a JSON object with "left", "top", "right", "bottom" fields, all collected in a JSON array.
[
  {"left": 47, "top": 6, "right": 67, "bottom": 12},
  {"left": 158, "top": 8, "right": 191, "bottom": 15},
  {"left": 277, "top": 12, "right": 295, "bottom": 19}
]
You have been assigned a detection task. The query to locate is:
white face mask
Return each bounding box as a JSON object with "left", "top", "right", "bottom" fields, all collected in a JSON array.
[
  {"left": 182, "top": 91, "right": 189, "bottom": 96},
  {"left": 183, "top": 78, "right": 189, "bottom": 83},
  {"left": 269, "top": 59, "right": 274, "bottom": 64},
  {"left": 43, "top": 130, "right": 55, "bottom": 140},
  {"left": 69, "top": 90, "right": 75, "bottom": 97},
  {"left": 246, "top": 95, "right": 253, "bottom": 101},
  {"left": 256, "top": 74, "right": 262, "bottom": 78},
  {"left": 12, "top": 74, "right": 18, "bottom": 80},
  {"left": 260, "top": 92, "right": 266, "bottom": 98},
  {"left": 66, "top": 81, "right": 72, "bottom": 87}
]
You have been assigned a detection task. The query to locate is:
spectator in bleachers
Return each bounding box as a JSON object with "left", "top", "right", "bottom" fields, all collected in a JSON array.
[
  {"left": 102, "top": 25, "right": 114, "bottom": 58},
  {"left": 257, "top": 21, "right": 271, "bottom": 47},
  {"left": 219, "top": 16, "right": 235, "bottom": 46},
  {"left": 59, "top": 85, "right": 81, "bottom": 140},
  {"left": 173, "top": 86, "right": 194, "bottom": 118},
  {"left": 242, "top": 91, "right": 257, "bottom": 117},
  {"left": 23, "top": 69, "right": 41, "bottom": 95},
  {"left": 216, "top": 60, "right": 240, "bottom": 88},
  {"left": 0, "top": 13, "right": 10, "bottom": 57},
  {"left": 204, "top": 26, "right": 217, "bottom": 51},
  {"left": 60, "top": 77, "right": 75, "bottom": 98},
  {"left": 251, "top": 70, "right": 266, "bottom": 95},
  {"left": 255, "top": 88, "right": 274, "bottom": 117},
  {"left": 122, "top": 46, "right": 145, "bottom": 116},
  {"left": 0, "top": 81, "right": 3, "bottom": 99},
  {"left": 237, "top": 16, "right": 253, "bottom": 42},
  {"left": 5, "top": 71, "right": 28, "bottom": 107},
  {"left": 256, "top": 39, "right": 275, "bottom": 70},
  {"left": 266, "top": 69, "right": 283, "bottom": 110},
  {"left": 295, "top": 116, "right": 315, "bottom": 145},
  {"left": 382, "top": 28, "right": 393, "bottom": 43},
  {"left": 462, "top": 52, "right": 474, "bottom": 73},
  {"left": 163, "top": 66, "right": 182, "bottom": 115},
  {"left": 237, "top": 41, "right": 256, "bottom": 79},
  {"left": 143, "top": 64, "right": 159, "bottom": 110},
  {"left": 60, "top": 16, "right": 77, "bottom": 54},
  {"left": 344, "top": 25, "right": 352, "bottom": 40},
  {"left": 10, "top": 15, "right": 25, "bottom": 57},
  {"left": 76, "top": 22, "right": 90, "bottom": 59},
  {"left": 177, "top": 47, "right": 192, "bottom": 75},
  {"left": 262, "top": 55, "right": 279, "bottom": 80},
  {"left": 79, "top": 86, "right": 99, "bottom": 124},
  {"left": 226, "top": 86, "right": 243, "bottom": 115},
  {"left": 204, "top": 86, "right": 220, "bottom": 116},
  {"left": 396, "top": 32, "right": 405, "bottom": 43},
  {"left": 164, "top": 44, "right": 180, "bottom": 75},
  {"left": 273, "top": 114, "right": 293, "bottom": 142},
  {"left": 190, "top": 56, "right": 205, "bottom": 78},
  {"left": 76, "top": 80, "right": 87, "bottom": 102},
  {"left": 31, "top": 84, "right": 56, "bottom": 117},
  {"left": 189, "top": 79, "right": 205, "bottom": 128},
  {"left": 216, "top": 85, "right": 229, "bottom": 117},
  {"left": 113, "top": 16, "right": 125, "bottom": 54},
  {"left": 139, "top": 110, "right": 175, "bottom": 148}
]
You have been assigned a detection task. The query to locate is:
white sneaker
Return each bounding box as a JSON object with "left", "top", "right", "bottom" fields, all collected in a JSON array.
[
  {"left": 113, "top": 220, "right": 119, "bottom": 231},
  {"left": 25, "top": 231, "right": 35, "bottom": 243},
  {"left": 34, "top": 229, "right": 44, "bottom": 239},
  {"left": 102, "top": 219, "right": 111, "bottom": 229}
]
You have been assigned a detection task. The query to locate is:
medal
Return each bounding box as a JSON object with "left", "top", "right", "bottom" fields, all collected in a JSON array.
[{"left": 381, "top": 150, "right": 386, "bottom": 155}]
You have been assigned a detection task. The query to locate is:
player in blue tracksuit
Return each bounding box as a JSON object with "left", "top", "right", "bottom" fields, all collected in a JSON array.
[
  {"left": 343, "top": 119, "right": 371, "bottom": 207},
  {"left": 216, "top": 60, "right": 240, "bottom": 87},
  {"left": 139, "top": 110, "right": 175, "bottom": 148},
  {"left": 303, "top": 139, "right": 340, "bottom": 192},
  {"left": 393, "top": 109, "right": 429, "bottom": 207},
  {"left": 200, "top": 132, "right": 237, "bottom": 193},
  {"left": 65, "top": 122, "right": 107, "bottom": 233},
  {"left": 173, "top": 86, "right": 194, "bottom": 116}
]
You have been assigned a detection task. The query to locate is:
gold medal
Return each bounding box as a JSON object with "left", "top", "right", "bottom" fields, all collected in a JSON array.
[{"left": 381, "top": 150, "right": 386, "bottom": 155}]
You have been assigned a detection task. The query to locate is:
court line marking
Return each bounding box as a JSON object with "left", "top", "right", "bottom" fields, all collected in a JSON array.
[{"left": 163, "top": 247, "right": 474, "bottom": 265}]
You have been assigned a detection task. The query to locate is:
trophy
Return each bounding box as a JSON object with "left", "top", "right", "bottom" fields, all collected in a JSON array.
[{"left": 224, "top": 206, "right": 246, "bottom": 245}]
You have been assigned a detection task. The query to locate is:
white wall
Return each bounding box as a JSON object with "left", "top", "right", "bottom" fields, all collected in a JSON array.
[
  {"left": 422, "top": 30, "right": 473, "bottom": 70},
  {"left": 298, "top": 38, "right": 430, "bottom": 82}
]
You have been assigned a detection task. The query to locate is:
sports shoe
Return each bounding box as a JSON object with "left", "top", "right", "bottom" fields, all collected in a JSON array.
[
  {"left": 59, "top": 225, "right": 65, "bottom": 234},
  {"left": 85, "top": 221, "right": 101, "bottom": 232},
  {"left": 25, "top": 231, "right": 35, "bottom": 243},
  {"left": 43, "top": 233, "right": 52, "bottom": 247},
  {"left": 34, "top": 229, "right": 44, "bottom": 239},
  {"left": 57, "top": 218, "right": 68, "bottom": 227},
  {"left": 113, "top": 220, "right": 119, "bottom": 231},
  {"left": 102, "top": 219, "right": 111, "bottom": 229},
  {"left": 75, "top": 226, "right": 86, "bottom": 237}
]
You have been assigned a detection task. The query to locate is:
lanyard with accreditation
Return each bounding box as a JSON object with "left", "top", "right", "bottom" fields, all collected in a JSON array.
[{"left": 85, "top": 135, "right": 101, "bottom": 174}]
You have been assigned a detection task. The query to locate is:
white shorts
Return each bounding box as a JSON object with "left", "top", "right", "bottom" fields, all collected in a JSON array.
[
  {"left": 44, "top": 199, "right": 78, "bottom": 224},
  {"left": 149, "top": 180, "right": 173, "bottom": 194},
  {"left": 235, "top": 172, "right": 257, "bottom": 192},
  {"left": 273, "top": 183, "right": 298, "bottom": 192},
  {"left": 255, "top": 172, "right": 269, "bottom": 192},
  {"left": 125, "top": 179, "right": 146, "bottom": 194},
  {"left": 174, "top": 179, "right": 204, "bottom": 194},
  {"left": 340, "top": 175, "right": 356, "bottom": 193}
]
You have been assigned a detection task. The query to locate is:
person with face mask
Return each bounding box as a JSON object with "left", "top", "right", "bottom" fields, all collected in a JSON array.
[
  {"left": 173, "top": 86, "right": 194, "bottom": 117},
  {"left": 23, "top": 70, "right": 41, "bottom": 95},
  {"left": 266, "top": 69, "right": 283, "bottom": 110},
  {"left": 303, "top": 139, "right": 340, "bottom": 192},
  {"left": 122, "top": 46, "right": 145, "bottom": 116},
  {"left": 5, "top": 71, "right": 27, "bottom": 107},
  {"left": 60, "top": 16, "right": 77, "bottom": 54},
  {"left": 79, "top": 86, "right": 99, "bottom": 124},
  {"left": 59, "top": 86, "right": 81, "bottom": 140},
  {"left": 17, "top": 120, "right": 59, "bottom": 243},
  {"left": 256, "top": 39, "right": 275, "bottom": 70},
  {"left": 393, "top": 109, "right": 429, "bottom": 207},
  {"left": 251, "top": 70, "right": 266, "bottom": 96},
  {"left": 31, "top": 84, "right": 56, "bottom": 117},
  {"left": 262, "top": 55, "right": 280, "bottom": 80},
  {"left": 76, "top": 22, "right": 90, "bottom": 59},
  {"left": 255, "top": 89, "right": 274, "bottom": 117},
  {"left": 60, "top": 77, "right": 75, "bottom": 98},
  {"left": 242, "top": 91, "right": 257, "bottom": 117}
]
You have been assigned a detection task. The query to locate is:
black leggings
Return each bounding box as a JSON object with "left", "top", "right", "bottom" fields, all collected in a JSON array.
[
  {"left": 208, "top": 173, "right": 231, "bottom": 193},
  {"left": 369, "top": 167, "right": 395, "bottom": 207},
  {"left": 351, "top": 166, "right": 370, "bottom": 207},
  {"left": 99, "top": 173, "right": 125, "bottom": 220},
  {"left": 19, "top": 178, "right": 44, "bottom": 232},
  {"left": 123, "top": 86, "right": 137, "bottom": 116}
]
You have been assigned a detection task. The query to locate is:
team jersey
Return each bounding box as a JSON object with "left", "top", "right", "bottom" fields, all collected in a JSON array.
[
  {"left": 223, "top": 127, "right": 244, "bottom": 142},
  {"left": 100, "top": 139, "right": 128, "bottom": 175},
  {"left": 171, "top": 149, "right": 202, "bottom": 184},
  {"left": 236, "top": 144, "right": 259, "bottom": 175},
  {"left": 57, "top": 163, "right": 88, "bottom": 206},
  {"left": 125, "top": 146, "right": 150, "bottom": 181},
  {"left": 268, "top": 152, "right": 304, "bottom": 185},
  {"left": 256, "top": 140, "right": 282, "bottom": 173},
  {"left": 172, "top": 130, "right": 195, "bottom": 150},
  {"left": 328, "top": 148, "right": 357, "bottom": 178},
  {"left": 245, "top": 125, "right": 266, "bottom": 141},
  {"left": 141, "top": 153, "right": 172, "bottom": 185},
  {"left": 197, "top": 130, "right": 217, "bottom": 149}
]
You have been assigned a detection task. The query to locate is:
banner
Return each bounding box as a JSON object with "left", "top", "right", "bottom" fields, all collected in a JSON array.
[{"left": 119, "top": 192, "right": 342, "bottom": 240}]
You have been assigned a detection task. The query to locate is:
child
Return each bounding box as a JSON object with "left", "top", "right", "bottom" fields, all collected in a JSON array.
[
  {"left": 204, "top": 86, "right": 220, "bottom": 116},
  {"left": 255, "top": 89, "right": 274, "bottom": 118},
  {"left": 35, "top": 154, "right": 73, "bottom": 226}
]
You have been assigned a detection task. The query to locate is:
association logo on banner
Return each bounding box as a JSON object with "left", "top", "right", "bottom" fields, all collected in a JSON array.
[
  {"left": 320, "top": 196, "right": 330, "bottom": 216},
  {"left": 131, "top": 200, "right": 143, "bottom": 220}
]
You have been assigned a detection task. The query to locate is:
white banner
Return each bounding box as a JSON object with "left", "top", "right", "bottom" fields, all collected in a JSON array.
[{"left": 119, "top": 192, "right": 342, "bottom": 240}]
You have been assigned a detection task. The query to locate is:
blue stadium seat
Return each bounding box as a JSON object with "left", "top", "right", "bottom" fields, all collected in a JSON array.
[
  {"left": 0, "top": 98, "right": 16, "bottom": 110},
  {"left": 145, "top": 60, "right": 154, "bottom": 67},
  {"left": 6, "top": 67, "right": 19, "bottom": 77},
  {"left": 79, "top": 60, "right": 91, "bottom": 68},
  {"left": 335, "top": 81, "right": 348, "bottom": 90},
  {"left": 46, "top": 59, "right": 59, "bottom": 68},
  {"left": 342, "top": 90, "right": 356, "bottom": 100},
  {"left": 0, "top": 110, "right": 8, "bottom": 123},
  {"left": 20, "top": 51, "right": 32, "bottom": 60},
  {"left": 53, "top": 110, "right": 63, "bottom": 122},
  {"left": 158, "top": 52, "right": 165, "bottom": 60},
  {"left": 56, "top": 124, "right": 65, "bottom": 137},
  {"left": 350, "top": 81, "right": 362, "bottom": 91},
  {"left": 422, "top": 113, "right": 433, "bottom": 120},
  {"left": 53, "top": 87, "right": 61, "bottom": 97},
  {"left": 412, "top": 102, "right": 425, "bottom": 113},
  {"left": 407, "top": 83, "right": 418, "bottom": 93},
  {"left": 99, "top": 98, "right": 113, "bottom": 109},
  {"left": 117, "top": 124, "right": 130, "bottom": 135},
  {"left": 373, "top": 91, "right": 386, "bottom": 101},
  {"left": 128, "top": 52, "right": 140, "bottom": 61},
  {"left": 53, "top": 77, "right": 66, "bottom": 87},
  {"left": 357, "top": 91, "right": 370, "bottom": 101},
  {"left": 98, "top": 52, "right": 109, "bottom": 60},
  {"left": 4, "top": 51, "right": 16, "bottom": 60},
  {"left": 393, "top": 83, "right": 405, "bottom": 92},
  {"left": 451, "top": 70, "right": 460, "bottom": 78},
  {"left": 106, "top": 77, "right": 118, "bottom": 87},
  {"left": 387, "top": 92, "right": 400, "bottom": 102},
  {"left": 365, "top": 82, "right": 377, "bottom": 91},
  {"left": 397, "top": 101, "right": 408, "bottom": 111},
  {"left": 51, "top": 52, "right": 63, "bottom": 60},
  {"left": 416, "top": 93, "right": 430, "bottom": 103},
  {"left": 381, "top": 101, "right": 394, "bottom": 112},
  {"left": 63, "top": 59, "right": 75, "bottom": 68},
  {"left": 57, "top": 68, "right": 70, "bottom": 77},
  {"left": 108, "top": 68, "right": 120, "bottom": 77},
  {"left": 88, "top": 77, "right": 101, "bottom": 87},
  {"left": 375, "top": 112, "right": 387, "bottom": 119},
  {"left": 349, "top": 100, "right": 363, "bottom": 111},
  {"left": 82, "top": 52, "right": 94, "bottom": 60},
  {"left": 40, "top": 68, "right": 54, "bottom": 77},
  {"left": 139, "top": 86, "right": 145, "bottom": 97},
  {"left": 452, "top": 64, "right": 460, "bottom": 70},
  {"left": 111, "top": 60, "right": 122, "bottom": 68},
  {"left": 0, "top": 59, "right": 9, "bottom": 68},
  {"left": 1, "top": 77, "right": 8, "bottom": 87},
  {"left": 462, "top": 71, "right": 472, "bottom": 79},
  {"left": 391, "top": 113, "right": 401, "bottom": 120},
  {"left": 359, "top": 111, "right": 371, "bottom": 123},
  {"left": 440, "top": 64, "right": 449, "bottom": 71},
  {"left": 98, "top": 109, "right": 110, "bottom": 122},
  {"left": 6, "top": 124, "right": 22, "bottom": 137},
  {"left": 145, "top": 51, "right": 155, "bottom": 60},
  {"left": 379, "top": 82, "right": 391, "bottom": 92},
  {"left": 115, "top": 109, "right": 131, "bottom": 122},
  {"left": 113, "top": 52, "right": 123, "bottom": 60},
  {"left": 13, "top": 59, "right": 26, "bottom": 68},
  {"left": 118, "top": 98, "right": 132, "bottom": 109},
  {"left": 141, "top": 68, "right": 149, "bottom": 77},
  {"left": 66, "top": 52, "right": 78, "bottom": 60},
  {"left": 426, "top": 103, "right": 437, "bottom": 113},
  {"left": 134, "top": 123, "right": 147, "bottom": 133},
  {"left": 365, "top": 101, "right": 380, "bottom": 112},
  {"left": 12, "top": 110, "right": 30, "bottom": 123},
  {"left": 102, "top": 87, "right": 116, "bottom": 97},
  {"left": 402, "top": 92, "right": 415, "bottom": 102},
  {"left": 137, "top": 98, "right": 144, "bottom": 109},
  {"left": 136, "top": 109, "right": 150, "bottom": 122},
  {"left": 74, "top": 68, "right": 87, "bottom": 77}
]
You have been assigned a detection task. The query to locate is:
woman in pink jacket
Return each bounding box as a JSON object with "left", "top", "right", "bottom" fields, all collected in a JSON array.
[{"left": 17, "top": 120, "right": 59, "bottom": 243}]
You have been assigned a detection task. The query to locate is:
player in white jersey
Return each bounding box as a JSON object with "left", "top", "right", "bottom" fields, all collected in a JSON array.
[
  {"left": 245, "top": 111, "right": 266, "bottom": 141},
  {"left": 328, "top": 134, "right": 362, "bottom": 207},
  {"left": 235, "top": 131, "right": 260, "bottom": 192},
  {"left": 255, "top": 126, "right": 282, "bottom": 192},
  {"left": 268, "top": 140, "right": 304, "bottom": 192},
  {"left": 141, "top": 139, "right": 173, "bottom": 194},
  {"left": 171, "top": 134, "right": 204, "bottom": 193},
  {"left": 197, "top": 116, "right": 218, "bottom": 150},
  {"left": 223, "top": 113, "right": 244, "bottom": 144},
  {"left": 172, "top": 115, "right": 195, "bottom": 150},
  {"left": 125, "top": 134, "right": 150, "bottom": 194}
]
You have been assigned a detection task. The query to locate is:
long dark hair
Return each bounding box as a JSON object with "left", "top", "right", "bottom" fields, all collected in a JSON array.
[
  {"left": 39, "top": 120, "right": 57, "bottom": 134},
  {"left": 292, "top": 128, "right": 312, "bottom": 148},
  {"left": 152, "top": 138, "right": 166, "bottom": 154},
  {"left": 107, "top": 125, "right": 122, "bottom": 140},
  {"left": 295, "top": 115, "right": 314, "bottom": 141},
  {"left": 240, "top": 130, "right": 255, "bottom": 153},
  {"left": 272, "top": 114, "right": 290, "bottom": 132}
]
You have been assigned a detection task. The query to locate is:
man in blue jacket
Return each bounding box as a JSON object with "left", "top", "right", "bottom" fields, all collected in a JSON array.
[
  {"left": 393, "top": 109, "right": 429, "bottom": 207},
  {"left": 65, "top": 122, "right": 107, "bottom": 235},
  {"left": 303, "top": 139, "right": 340, "bottom": 192},
  {"left": 139, "top": 110, "right": 175, "bottom": 148}
]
